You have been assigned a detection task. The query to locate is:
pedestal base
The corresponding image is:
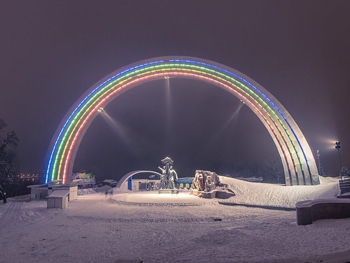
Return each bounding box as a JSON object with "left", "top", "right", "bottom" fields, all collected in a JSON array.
[
  {"left": 158, "top": 189, "right": 179, "bottom": 194},
  {"left": 191, "top": 189, "right": 216, "bottom": 198},
  {"left": 190, "top": 189, "right": 235, "bottom": 199}
]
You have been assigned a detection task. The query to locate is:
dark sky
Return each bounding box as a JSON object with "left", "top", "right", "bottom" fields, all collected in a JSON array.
[{"left": 1, "top": 0, "right": 350, "bottom": 180}]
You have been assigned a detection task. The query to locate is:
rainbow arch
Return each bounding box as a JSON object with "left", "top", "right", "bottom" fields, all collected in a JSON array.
[{"left": 44, "top": 56, "right": 320, "bottom": 186}]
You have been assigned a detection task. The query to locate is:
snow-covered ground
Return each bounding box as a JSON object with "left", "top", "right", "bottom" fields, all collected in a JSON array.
[{"left": 1, "top": 176, "right": 350, "bottom": 263}]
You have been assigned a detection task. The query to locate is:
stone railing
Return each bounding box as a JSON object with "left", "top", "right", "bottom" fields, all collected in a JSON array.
[
  {"left": 296, "top": 199, "right": 350, "bottom": 225},
  {"left": 339, "top": 178, "right": 350, "bottom": 195}
]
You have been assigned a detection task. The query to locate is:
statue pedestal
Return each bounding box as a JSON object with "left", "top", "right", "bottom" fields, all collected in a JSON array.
[
  {"left": 158, "top": 189, "right": 179, "bottom": 194},
  {"left": 191, "top": 189, "right": 216, "bottom": 198},
  {"left": 190, "top": 188, "right": 235, "bottom": 199}
]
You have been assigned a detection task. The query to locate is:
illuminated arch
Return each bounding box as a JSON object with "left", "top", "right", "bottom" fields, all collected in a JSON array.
[
  {"left": 115, "top": 170, "right": 163, "bottom": 189},
  {"left": 44, "top": 56, "right": 320, "bottom": 186}
]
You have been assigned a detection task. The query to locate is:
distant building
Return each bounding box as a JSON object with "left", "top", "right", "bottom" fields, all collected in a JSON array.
[
  {"left": 102, "top": 179, "right": 118, "bottom": 187},
  {"left": 120, "top": 177, "right": 194, "bottom": 191},
  {"left": 177, "top": 177, "right": 194, "bottom": 189},
  {"left": 71, "top": 172, "right": 96, "bottom": 188},
  {"left": 9, "top": 173, "right": 41, "bottom": 184}
]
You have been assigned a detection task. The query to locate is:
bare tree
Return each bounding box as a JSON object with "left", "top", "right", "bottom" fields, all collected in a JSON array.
[
  {"left": 264, "top": 159, "right": 284, "bottom": 184},
  {"left": 0, "top": 119, "right": 19, "bottom": 203}
]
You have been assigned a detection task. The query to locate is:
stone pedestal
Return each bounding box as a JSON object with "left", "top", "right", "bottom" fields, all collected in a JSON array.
[
  {"left": 191, "top": 189, "right": 234, "bottom": 199},
  {"left": 191, "top": 189, "right": 215, "bottom": 198},
  {"left": 216, "top": 189, "right": 235, "bottom": 199},
  {"left": 158, "top": 189, "right": 179, "bottom": 194}
]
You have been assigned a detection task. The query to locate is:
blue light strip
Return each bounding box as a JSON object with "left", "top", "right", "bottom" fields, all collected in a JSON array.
[{"left": 44, "top": 60, "right": 165, "bottom": 183}]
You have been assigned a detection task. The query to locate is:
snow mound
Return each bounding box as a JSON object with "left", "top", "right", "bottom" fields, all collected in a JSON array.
[
  {"left": 113, "top": 176, "right": 339, "bottom": 209},
  {"left": 220, "top": 176, "right": 339, "bottom": 208}
]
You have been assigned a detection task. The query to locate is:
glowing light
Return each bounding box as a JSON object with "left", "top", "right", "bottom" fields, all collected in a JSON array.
[{"left": 335, "top": 141, "right": 341, "bottom": 149}]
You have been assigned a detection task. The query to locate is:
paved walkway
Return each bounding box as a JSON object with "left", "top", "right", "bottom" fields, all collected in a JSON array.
[{"left": 0, "top": 201, "right": 22, "bottom": 227}]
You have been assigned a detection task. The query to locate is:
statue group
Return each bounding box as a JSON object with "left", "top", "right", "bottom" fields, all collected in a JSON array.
[
  {"left": 191, "top": 170, "right": 235, "bottom": 199},
  {"left": 158, "top": 157, "right": 178, "bottom": 190}
]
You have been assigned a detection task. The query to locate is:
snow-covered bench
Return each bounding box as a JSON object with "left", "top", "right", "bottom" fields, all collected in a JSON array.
[
  {"left": 47, "top": 190, "right": 69, "bottom": 209},
  {"left": 296, "top": 199, "right": 350, "bottom": 225}
]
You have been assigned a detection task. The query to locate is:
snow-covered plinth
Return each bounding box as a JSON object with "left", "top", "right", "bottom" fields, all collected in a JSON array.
[
  {"left": 158, "top": 189, "right": 179, "bottom": 194},
  {"left": 296, "top": 198, "right": 350, "bottom": 225}
]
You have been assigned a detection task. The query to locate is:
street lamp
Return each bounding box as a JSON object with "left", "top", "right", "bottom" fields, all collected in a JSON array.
[
  {"left": 335, "top": 141, "right": 342, "bottom": 179},
  {"left": 316, "top": 150, "right": 321, "bottom": 176}
]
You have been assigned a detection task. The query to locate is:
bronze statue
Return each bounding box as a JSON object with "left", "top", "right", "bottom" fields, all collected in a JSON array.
[{"left": 158, "top": 157, "right": 178, "bottom": 190}]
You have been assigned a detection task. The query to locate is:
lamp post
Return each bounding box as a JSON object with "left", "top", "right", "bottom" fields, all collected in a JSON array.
[
  {"left": 335, "top": 142, "right": 342, "bottom": 179},
  {"left": 316, "top": 150, "right": 321, "bottom": 176}
]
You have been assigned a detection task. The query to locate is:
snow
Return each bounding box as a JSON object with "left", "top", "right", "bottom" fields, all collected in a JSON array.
[
  {"left": 220, "top": 176, "right": 340, "bottom": 208},
  {"left": 48, "top": 190, "right": 69, "bottom": 198},
  {"left": 1, "top": 176, "right": 349, "bottom": 263}
]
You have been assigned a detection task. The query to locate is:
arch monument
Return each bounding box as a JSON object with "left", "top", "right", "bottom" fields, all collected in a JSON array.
[{"left": 44, "top": 56, "right": 320, "bottom": 186}]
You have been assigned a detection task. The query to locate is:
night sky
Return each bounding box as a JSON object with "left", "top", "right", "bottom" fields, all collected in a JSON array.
[{"left": 1, "top": 1, "right": 350, "bottom": 181}]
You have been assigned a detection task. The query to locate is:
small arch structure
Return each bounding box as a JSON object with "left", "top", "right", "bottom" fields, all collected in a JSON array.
[{"left": 115, "top": 170, "right": 163, "bottom": 189}]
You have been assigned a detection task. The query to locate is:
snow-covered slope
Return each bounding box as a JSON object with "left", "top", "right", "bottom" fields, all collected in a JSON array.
[
  {"left": 0, "top": 176, "right": 348, "bottom": 263},
  {"left": 221, "top": 176, "right": 339, "bottom": 208}
]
